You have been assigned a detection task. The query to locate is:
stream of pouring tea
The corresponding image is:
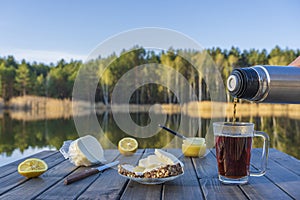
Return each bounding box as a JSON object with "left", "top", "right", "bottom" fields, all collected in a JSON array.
[{"left": 233, "top": 98, "right": 238, "bottom": 124}]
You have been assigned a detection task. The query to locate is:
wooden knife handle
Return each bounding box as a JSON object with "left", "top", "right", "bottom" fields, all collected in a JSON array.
[{"left": 64, "top": 168, "right": 99, "bottom": 185}]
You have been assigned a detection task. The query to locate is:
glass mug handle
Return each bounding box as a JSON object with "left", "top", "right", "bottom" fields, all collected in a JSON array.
[{"left": 250, "top": 131, "right": 270, "bottom": 177}]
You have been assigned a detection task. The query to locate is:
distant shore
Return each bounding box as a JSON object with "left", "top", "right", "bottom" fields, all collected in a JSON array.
[{"left": 1, "top": 95, "right": 300, "bottom": 121}]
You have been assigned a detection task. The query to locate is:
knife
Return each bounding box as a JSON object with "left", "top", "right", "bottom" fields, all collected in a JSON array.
[{"left": 64, "top": 160, "right": 119, "bottom": 185}]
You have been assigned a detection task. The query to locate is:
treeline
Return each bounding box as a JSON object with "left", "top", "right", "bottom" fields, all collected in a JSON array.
[
  {"left": 0, "top": 57, "right": 81, "bottom": 104},
  {"left": 0, "top": 46, "right": 299, "bottom": 105}
]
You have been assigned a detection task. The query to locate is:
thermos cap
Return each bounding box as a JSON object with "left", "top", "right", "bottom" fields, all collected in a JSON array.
[
  {"left": 227, "top": 68, "right": 259, "bottom": 99},
  {"left": 227, "top": 75, "right": 238, "bottom": 92}
]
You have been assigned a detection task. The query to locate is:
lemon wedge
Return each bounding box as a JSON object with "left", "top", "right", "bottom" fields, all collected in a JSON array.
[
  {"left": 18, "top": 158, "right": 48, "bottom": 178},
  {"left": 118, "top": 137, "right": 138, "bottom": 156}
]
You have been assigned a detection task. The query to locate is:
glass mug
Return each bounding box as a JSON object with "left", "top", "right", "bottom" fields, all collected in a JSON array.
[{"left": 213, "top": 122, "right": 269, "bottom": 184}]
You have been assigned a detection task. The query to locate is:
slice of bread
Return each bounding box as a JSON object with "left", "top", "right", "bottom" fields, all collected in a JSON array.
[{"left": 118, "top": 149, "right": 184, "bottom": 178}]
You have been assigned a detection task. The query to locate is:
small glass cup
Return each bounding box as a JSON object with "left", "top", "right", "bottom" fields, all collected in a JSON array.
[
  {"left": 182, "top": 137, "right": 206, "bottom": 157},
  {"left": 213, "top": 122, "right": 269, "bottom": 184}
]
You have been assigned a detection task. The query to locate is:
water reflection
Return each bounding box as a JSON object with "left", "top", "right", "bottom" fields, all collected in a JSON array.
[
  {"left": 0, "top": 112, "right": 78, "bottom": 156},
  {"left": 0, "top": 112, "right": 299, "bottom": 165}
]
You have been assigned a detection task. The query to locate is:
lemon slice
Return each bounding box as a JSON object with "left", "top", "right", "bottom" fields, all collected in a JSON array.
[
  {"left": 118, "top": 137, "right": 138, "bottom": 156},
  {"left": 18, "top": 158, "right": 48, "bottom": 178}
]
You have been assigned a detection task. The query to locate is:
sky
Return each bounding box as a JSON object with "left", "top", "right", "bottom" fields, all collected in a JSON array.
[{"left": 0, "top": 0, "right": 299, "bottom": 63}]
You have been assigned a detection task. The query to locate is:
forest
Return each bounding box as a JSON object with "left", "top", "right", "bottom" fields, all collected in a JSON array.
[{"left": 0, "top": 45, "right": 299, "bottom": 105}]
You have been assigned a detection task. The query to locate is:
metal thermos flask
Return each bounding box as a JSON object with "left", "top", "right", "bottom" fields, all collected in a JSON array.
[{"left": 227, "top": 65, "right": 300, "bottom": 103}]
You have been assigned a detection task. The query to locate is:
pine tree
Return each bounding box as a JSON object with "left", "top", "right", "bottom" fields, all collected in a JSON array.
[
  {"left": 0, "top": 63, "right": 15, "bottom": 104},
  {"left": 15, "top": 60, "right": 30, "bottom": 96}
]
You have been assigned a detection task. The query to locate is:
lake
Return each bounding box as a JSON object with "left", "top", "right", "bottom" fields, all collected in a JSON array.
[{"left": 0, "top": 111, "right": 299, "bottom": 167}]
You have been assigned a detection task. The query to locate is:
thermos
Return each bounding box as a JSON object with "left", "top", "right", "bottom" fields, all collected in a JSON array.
[{"left": 227, "top": 65, "right": 300, "bottom": 103}]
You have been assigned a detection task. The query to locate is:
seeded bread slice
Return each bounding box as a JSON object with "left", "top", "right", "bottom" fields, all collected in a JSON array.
[{"left": 118, "top": 163, "right": 183, "bottom": 178}]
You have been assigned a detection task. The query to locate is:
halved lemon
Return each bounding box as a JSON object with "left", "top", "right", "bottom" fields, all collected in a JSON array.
[
  {"left": 18, "top": 158, "right": 48, "bottom": 178},
  {"left": 118, "top": 137, "right": 138, "bottom": 156}
]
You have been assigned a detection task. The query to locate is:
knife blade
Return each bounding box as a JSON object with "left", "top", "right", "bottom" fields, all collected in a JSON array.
[{"left": 64, "top": 160, "right": 119, "bottom": 185}]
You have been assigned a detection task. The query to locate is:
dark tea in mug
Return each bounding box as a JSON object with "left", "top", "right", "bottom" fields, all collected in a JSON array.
[
  {"left": 213, "top": 122, "right": 269, "bottom": 184},
  {"left": 215, "top": 136, "right": 252, "bottom": 179}
]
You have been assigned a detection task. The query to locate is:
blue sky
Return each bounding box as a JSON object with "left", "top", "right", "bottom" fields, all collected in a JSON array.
[{"left": 0, "top": 0, "right": 299, "bottom": 63}]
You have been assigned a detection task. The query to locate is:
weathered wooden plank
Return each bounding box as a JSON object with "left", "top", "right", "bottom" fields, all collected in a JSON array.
[
  {"left": 36, "top": 149, "right": 125, "bottom": 200},
  {"left": 0, "top": 170, "right": 32, "bottom": 197},
  {"left": 101, "top": 149, "right": 122, "bottom": 163},
  {"left": 1, "top": 177, "right": 63, "bottom": 200},
  {"left": 192, "top": 149, "right": 218, "bottom": 179},
  {"left": 206, "top": 148, "right": 269, "bottom": 200},
  {"left": 0, "top": 150, "right": 56, "bottom": 178},
  {"left": 77, "top": 149, "right": 143, "bottom": 200},
  {"left": 0, "top": 149, "right": 299, "bottom": 200},
  {"left": 0, "top": 152, "right": 64, "bottom": 197},
  {"left": 39, "top": 169, "right": 97, "bottom": 200},
  {"left": 162, "top": 149, "right": 204, "bottom": 200},
  {"left": 120, "top": 149, "right": 162, "bottom": 200},
  {"left": 122, "top": 181, "right": 162, "bottom": 200},
  {"left": 200, "top": 178, "right": 248, "bottom": 200},
  {"left": 239, "top": 176, "right": 293, "bottom": 200},
  {"left": 251, "top": 149, "right": 300, "bottom": 199},
  {"left": 267, "top": 148, "right": 300, "bottom": 176},
  {"left": 209, "top": 148, "right": 299, "bottom": 199},
  {"left": 0, "top": 159, "right": 78, "bottom": 200}
]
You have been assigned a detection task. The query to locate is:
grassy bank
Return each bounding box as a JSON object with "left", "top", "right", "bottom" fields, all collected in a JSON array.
[
  {"left": 191, "top": 101, "right": 300, "bottom": 119},
  {"left": 162, "top": 101, "right": 300, "bottom": 120},
  {"left": 1, "top": 96, "right": 300, "bottom": 120}
]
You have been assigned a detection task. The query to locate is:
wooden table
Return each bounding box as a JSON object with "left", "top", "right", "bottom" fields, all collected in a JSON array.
[{"left": 0, "top": 148, "right": 299, "bottom": 200}]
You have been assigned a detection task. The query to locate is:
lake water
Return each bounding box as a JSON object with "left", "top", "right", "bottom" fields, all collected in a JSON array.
[{"left": 0, "top": 111, "right": 299, "bottom": 166}]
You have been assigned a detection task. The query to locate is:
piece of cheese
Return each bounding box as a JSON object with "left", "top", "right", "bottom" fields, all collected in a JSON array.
[
  {"left": 120, "top": 149, "right": 184, "bottom": 176},
  {"left": 68, "top": 135, "right": 105, "bottom": 166},
  {"left": 154, "top": 149, "right": 184, "bottom": 167},
  {"left": 138, "top": 155, "right": 165, "bottom": 168},
  {"left": 118, "top": 149, "right": 184, "bottom": 178}
]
